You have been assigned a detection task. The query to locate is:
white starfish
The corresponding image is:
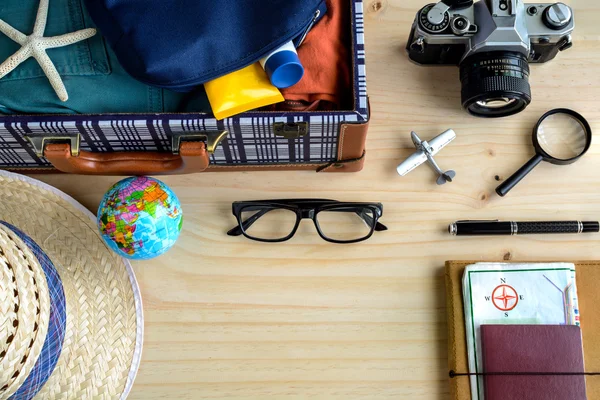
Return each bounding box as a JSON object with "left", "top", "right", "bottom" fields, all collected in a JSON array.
[{"left": 0, "top": 0, "right": 96, "bottom": 101}]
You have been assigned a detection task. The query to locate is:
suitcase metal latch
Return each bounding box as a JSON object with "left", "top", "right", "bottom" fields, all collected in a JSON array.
[
  {"left": 273, "top": 122, "right": 309, "bottom": 139},
  {"left": 171, "top": 131, "right": 228, "bottom": 155},
  {"left": 25, "top": 134, "right": 80, "bottom": 157}
]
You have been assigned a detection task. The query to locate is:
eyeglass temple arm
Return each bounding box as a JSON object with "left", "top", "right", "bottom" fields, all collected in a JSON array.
[
  {"left": 357, "top": 210, "right": 388, "bottom": 231},
  {"left": 325, "top": 208, "right": 388, "bottom": 231},
  {"left": 227, "top": 209, "right": 271, "bottom": 236}
]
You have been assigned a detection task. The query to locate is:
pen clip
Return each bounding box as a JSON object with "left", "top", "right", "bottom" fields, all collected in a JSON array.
[{"left": 455, "top": 220, "right": 500, "bottom": 223}]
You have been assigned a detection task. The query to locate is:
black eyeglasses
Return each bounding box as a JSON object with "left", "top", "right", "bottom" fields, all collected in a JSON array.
[{"left": 227, "top": 199, "right": 388, "bottom": 243}]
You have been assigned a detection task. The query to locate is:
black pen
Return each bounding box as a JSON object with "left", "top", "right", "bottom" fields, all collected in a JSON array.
[{"left": 449, "top": 220, "right": 600, "bottom": 236}]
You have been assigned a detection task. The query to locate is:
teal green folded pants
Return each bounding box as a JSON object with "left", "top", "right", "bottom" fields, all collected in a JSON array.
[{"left": 0, "top": 0, "right": 210, "bottom": 115}]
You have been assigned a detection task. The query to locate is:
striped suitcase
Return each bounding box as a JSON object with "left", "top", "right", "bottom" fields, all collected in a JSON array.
[{"left": 0, "top": 0, "right": 369, "bottom": 175}]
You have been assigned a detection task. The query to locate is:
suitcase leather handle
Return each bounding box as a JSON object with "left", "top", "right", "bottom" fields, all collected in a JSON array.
[{"left": 43, "top": 141, "right": 209, "bottom": 175}]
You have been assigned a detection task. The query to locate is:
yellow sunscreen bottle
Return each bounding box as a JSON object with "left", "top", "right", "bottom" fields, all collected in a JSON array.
[{"left": 204, "top": 63, "right": 284, "bottom": 120}]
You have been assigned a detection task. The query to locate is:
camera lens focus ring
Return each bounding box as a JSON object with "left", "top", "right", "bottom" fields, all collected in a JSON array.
[{"left": 460, "top": 52, "right": 532, "bottom": 118}]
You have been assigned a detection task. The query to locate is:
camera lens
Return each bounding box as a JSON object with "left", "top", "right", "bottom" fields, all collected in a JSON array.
[{"left": 460, "top": 52, "right": 531, "bottom": 118}]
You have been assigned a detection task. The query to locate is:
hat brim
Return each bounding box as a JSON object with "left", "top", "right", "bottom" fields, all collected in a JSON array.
[{"left": 0, "top": 170, "right": 143, "bottom": 399}]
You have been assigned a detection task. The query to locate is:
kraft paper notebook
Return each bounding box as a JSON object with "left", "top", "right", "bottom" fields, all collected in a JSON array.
[{"left": 445, "top": 261, "right": 600, "bottom": 400}]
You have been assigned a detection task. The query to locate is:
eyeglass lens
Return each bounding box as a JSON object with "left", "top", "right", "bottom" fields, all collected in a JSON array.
[
  {"left": 316, "top": 207, "right": 375, "bottom": 241},
  {"left": 240, "top": 207, "right": 297, "bottom": 240}
]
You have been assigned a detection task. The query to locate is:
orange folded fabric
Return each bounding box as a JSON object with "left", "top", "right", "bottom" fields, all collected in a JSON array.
[{"left": 281, "top": 0, "right": 352, "bottom": 109}]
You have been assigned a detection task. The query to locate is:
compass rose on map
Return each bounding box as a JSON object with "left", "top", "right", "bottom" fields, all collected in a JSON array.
[{"left": 491, "top": 284, "right": 519, "bottom": 311}]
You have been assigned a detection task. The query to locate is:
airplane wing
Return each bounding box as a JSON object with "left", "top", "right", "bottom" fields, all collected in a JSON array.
[
  {"left": 427, "top": 129, "right": 456, "bottom": 156},
  {"left": 397, "top": 151, "right": 427, "bottom": 176}
]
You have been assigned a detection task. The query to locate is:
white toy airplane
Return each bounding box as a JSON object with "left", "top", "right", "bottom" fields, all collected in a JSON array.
[{"left": 397, "top": 129, "right": 457, "bottom": 185}]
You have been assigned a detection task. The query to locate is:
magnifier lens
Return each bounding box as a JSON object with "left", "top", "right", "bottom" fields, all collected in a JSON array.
[
  {"left": 497, "top": 109, "right": 591, "bottom": 197},
  {"left": 537, "top": 113, "right": 588, "bottom": 160}
]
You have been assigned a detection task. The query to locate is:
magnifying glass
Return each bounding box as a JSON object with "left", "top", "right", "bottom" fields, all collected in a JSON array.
[{"left": 496, "top": 109, "right": 592, "bottom": 197}]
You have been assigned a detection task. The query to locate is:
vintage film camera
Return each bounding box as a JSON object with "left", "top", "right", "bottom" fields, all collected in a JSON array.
[{"left": 407, "top": 0, "right": 574, "bottom": 118}]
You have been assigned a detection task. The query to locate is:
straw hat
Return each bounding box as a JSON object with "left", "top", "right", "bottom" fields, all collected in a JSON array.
[{"left": 0, "top": 170, "right": 143, "bottom": 399}]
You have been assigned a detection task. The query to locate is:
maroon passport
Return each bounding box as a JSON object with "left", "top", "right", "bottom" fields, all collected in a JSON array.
[{"left": 481, "top": 325, "right": 587, "bottom": 400}]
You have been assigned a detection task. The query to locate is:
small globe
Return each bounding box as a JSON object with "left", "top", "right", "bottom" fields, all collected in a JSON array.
[{"left": 97, "top": 177, "right": 183, "bottom": 260}]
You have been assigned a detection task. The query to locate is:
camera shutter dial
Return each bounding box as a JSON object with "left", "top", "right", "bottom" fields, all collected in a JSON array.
[
  {"left": 451, "top": 15, "right": 471, "bottom": 36},
  {"left": 420, "top": 4, "right": 451, "bottom": 33},
  {"left": 543, "top": 3, "right": 573, "bottom": 30}
]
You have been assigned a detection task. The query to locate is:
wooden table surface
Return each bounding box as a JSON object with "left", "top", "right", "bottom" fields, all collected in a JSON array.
[{"left": 32, "top": 1, "right": 600, "bottom": 399}]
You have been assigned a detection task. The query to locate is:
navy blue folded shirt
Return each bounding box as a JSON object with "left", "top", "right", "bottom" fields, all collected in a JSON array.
[{"left": 84, "top": 0, "right": 326, "bottom": 91}]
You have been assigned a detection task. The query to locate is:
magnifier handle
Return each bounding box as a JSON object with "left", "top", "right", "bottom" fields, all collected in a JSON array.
[{"left": 496, "top": 154, "right": 544, "bottom": 197}]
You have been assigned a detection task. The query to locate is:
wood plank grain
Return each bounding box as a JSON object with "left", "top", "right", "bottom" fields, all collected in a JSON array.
[{"left": 29, "top": 1, "right": 600, "bottom": 399}]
